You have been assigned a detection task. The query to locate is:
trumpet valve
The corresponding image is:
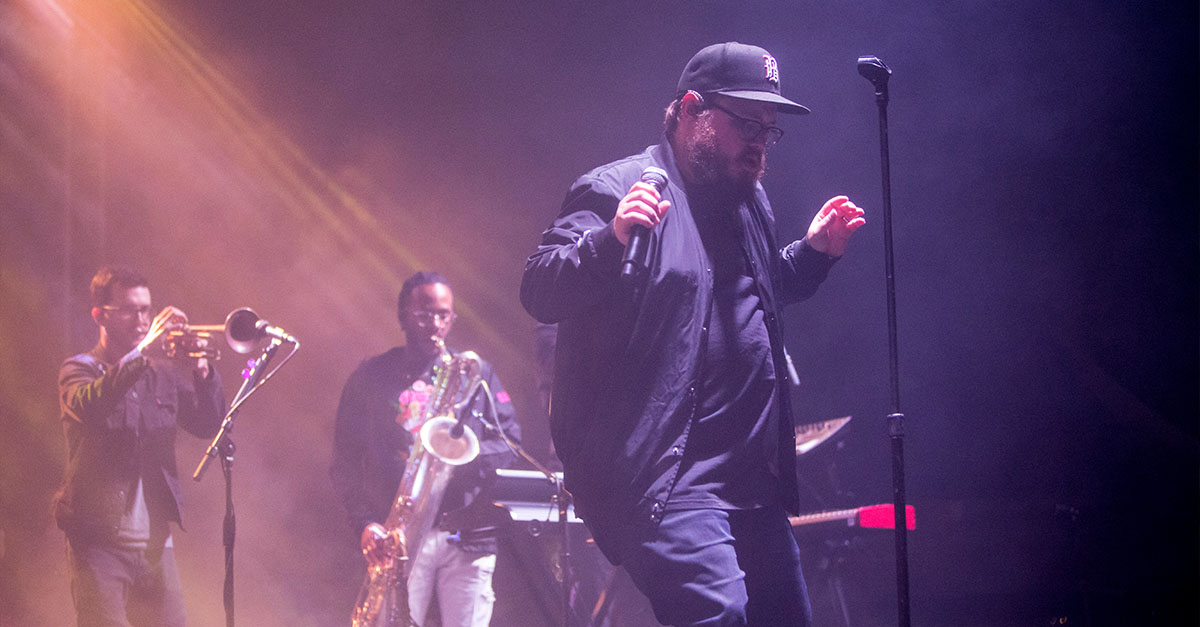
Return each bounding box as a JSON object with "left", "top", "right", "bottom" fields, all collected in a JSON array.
[{"left": 163, "top": 329, "right": 220, "bottom": 361}]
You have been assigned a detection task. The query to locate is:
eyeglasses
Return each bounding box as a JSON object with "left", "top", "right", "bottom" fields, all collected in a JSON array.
[
  {"left": 709, "top": 102, "right": 784, "bottom": 147},
  {"left": 101, "top": 304, "right": 153, "bottom": 319},
  {"left": 409, "top": 310, "right": 456, "bottom": 326}
]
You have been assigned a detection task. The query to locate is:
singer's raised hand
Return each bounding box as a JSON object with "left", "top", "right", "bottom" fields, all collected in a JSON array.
[
  {"left": 806, "top": 195, "right": 865, "bottom": 258},
  {"left": 614, "top": 181, "right": 671, "bottom": 246}
]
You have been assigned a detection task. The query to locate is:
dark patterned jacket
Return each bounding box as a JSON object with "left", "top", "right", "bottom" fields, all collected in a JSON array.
[{"left": 55, "top": 348, "right": 225, "bottom": 539}]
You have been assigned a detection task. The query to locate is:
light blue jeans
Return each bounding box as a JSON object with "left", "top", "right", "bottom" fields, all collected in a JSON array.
[{"left": 407, "top": 529, "right": 497, "bottom": 627}]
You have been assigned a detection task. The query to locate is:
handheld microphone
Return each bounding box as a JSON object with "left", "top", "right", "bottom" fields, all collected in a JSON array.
[{"left": 620, "top": 166, "right": 670, "bottom": 281}]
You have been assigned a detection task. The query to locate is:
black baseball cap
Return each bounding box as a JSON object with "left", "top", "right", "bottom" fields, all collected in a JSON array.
[{"left": 676, "top": 42, "right": 810, "bottom": 115}]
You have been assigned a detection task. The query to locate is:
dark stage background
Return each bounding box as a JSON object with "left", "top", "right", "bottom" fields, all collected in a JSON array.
[{"left": 1, "top": 1, "right": 1196, "bottom": 625}]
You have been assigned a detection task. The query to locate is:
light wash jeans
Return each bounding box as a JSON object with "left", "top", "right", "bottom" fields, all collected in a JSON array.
[{"left": 407, "top": 529, "right": 497, "bottom": 627}]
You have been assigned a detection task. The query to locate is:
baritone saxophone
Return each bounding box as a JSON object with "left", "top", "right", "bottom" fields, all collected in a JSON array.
[{"left": 350, "top": 339, "right": 482, "bottom": 626}]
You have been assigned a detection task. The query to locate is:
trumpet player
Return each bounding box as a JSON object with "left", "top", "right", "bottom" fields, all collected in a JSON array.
[
  {"left": 53, "top": 265, "right": 226, "bottom": 627},
  {"left": 331, "top": 271, "right": 522, "bottom": 627}
]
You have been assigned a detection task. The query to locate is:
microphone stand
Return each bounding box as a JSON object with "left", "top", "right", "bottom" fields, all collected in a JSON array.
[
  {"left": 857, "top": 55, "right": 911, "bottom": 627},
  {"left": 193, "top": 336, "right": 295, "bottom": 627},
  {"left": 471, "top": 381, "right": 575, "bottom": 627}
]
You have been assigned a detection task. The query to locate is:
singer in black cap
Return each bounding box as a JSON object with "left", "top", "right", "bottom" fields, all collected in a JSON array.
[{"left": 520, "top": 42, "right": 865, "bottom": 626}]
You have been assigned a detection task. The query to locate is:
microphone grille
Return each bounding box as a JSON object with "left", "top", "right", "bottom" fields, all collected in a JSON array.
[{"left": 640, "top": 166, "right": 669, "bottom": 192}]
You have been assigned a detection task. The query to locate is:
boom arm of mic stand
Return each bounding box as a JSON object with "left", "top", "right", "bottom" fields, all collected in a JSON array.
[
  {"left": 193, "top": 338, "right": 288, "bottom": 481},
  {"left": 472, "top": 380, "right": 556, "bottom": 481},
  {"left": 473, "top": 380, "right": 575, "bottom": 626}
]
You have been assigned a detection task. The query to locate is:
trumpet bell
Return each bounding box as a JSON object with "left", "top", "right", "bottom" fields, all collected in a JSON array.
[{"left": 224, "top": 307, "right": 262, "bottom": 354}]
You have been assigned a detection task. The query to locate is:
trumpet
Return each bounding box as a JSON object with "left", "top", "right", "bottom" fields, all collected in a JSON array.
[
  {"left": 162, "top": 307, "right": 275, "bottom": 360},
  {"left": 163, "top": 327, "right": 222, "bottom": 361}
]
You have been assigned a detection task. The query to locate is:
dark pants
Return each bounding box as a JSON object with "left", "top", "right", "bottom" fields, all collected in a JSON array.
[
  {"left": 617, "top": 506, "right": 812, "bottom": 627},
  {"left": 65, "top": 538, "right": 186, "bottom": 627}
]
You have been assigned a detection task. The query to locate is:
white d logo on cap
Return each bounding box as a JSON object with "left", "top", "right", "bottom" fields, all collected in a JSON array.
[{"left": 763, "top": 54, "right": 780, "bottom": 85}]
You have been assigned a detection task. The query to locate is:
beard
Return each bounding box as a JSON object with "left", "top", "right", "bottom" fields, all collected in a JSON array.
[{"left": 679, "top": 113, "right": 766, "bottom": 204}]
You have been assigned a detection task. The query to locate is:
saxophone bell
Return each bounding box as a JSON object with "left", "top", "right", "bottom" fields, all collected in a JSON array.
[{"left": 421, "top": 415, "right": 480, "bottom": 465}]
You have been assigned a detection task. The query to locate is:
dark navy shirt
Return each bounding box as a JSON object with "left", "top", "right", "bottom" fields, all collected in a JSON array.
[{"left": 670, "top": 202, "right": 780, "bottom": 511}]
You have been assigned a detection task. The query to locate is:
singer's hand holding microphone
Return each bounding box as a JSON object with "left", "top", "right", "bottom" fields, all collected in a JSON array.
[
  {"left": 614, "top": 181, "right": 671, "bottom": 245},
  {"left": 618, "top": 167, "right": 671, "bottom": 281}
]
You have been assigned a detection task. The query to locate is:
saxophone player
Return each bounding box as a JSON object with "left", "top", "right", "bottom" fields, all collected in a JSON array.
[{"left": 331, "top": 271, "right": 521, "bottom": 627}]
